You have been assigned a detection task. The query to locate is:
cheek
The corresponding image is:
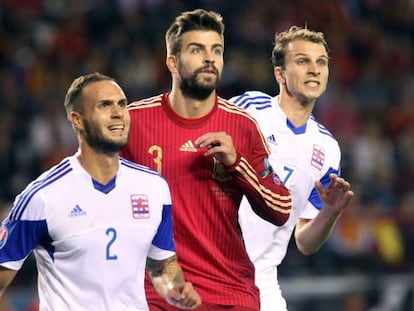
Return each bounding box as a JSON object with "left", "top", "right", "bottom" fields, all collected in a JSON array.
[
  {"left": 321, "top": 72, "right": 329, "bottom": 88},
  {"left": 177, "top": 60, "right": 195, "bottom": 76},
  {"left": 285, "top": 74, "right": 300, "bottom": 89},
  {"left": 125, "top": 114, "right": 131, "bottom": 126},
  {"left": 215, "top": 56, "right": 224, "bottom": 68}
]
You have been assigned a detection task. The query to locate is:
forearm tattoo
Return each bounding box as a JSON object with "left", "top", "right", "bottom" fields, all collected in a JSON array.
[{"left": 146, "top": 255, "right": 184, "bottom": 285}]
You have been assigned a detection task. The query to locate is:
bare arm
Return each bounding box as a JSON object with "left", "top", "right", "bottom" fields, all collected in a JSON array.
[
  {"left": 0, "top": 266, "right": 17, "bottom": 299},
  {"left": 146, "top": 255, "right": 201, "bottom": 309},
  {"left": 295, "top": 174, "right": 354, "bottom": 255}
]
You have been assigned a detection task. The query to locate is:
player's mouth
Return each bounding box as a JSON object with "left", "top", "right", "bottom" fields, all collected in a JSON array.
[
  {"left": 199, "top": 66, "right": 218, "bottom": 75},
  {"left": 108, "top": 124, "right": 125, "bottom": 133},
  {"left": 304, "top": 80, "right": 320, "bottom": 87}
]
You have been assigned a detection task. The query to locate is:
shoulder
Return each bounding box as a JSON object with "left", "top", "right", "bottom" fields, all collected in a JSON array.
[
  {"left": 217, "top": 96, "right": 261, "bottom": 124},
  {"left": 228, "top": 91, "right": 273, "bottom": 110},
  {"left": 119, "top": 157, "right": 168, "bottom": 186},
  {"left": 32, "top": 157, "right": 75, "bottom": 189},
  {"left": 310, "top": 116, "right": 339, "bottom": 144},
  {"left": 216, "top": 96, "right": 269, "bottom": 149},
  {"left": 10, "top": 157, "right": 75, "bottom": 220},
  {"left": 127, "top": 94, "right": 164, "bottom": 112},
  {"left": 308, "top": 116, "right": 341, "bottom": 161}
]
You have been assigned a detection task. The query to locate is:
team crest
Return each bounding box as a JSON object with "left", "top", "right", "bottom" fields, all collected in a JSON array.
[
  {"left": 131, "top": 194, "right": 150, "bottom": 219},
  {"left": 262, "top": 158, "right": 282, "bottom": 185},
  {"left": 0, "top": 225, "right": 8, "bottom": 249},
  {"left": 212, "top": 158, "right": 232, "bottom": 182},
  {"left": 311, "top": 144, "right": 325, "bottom": 170}
]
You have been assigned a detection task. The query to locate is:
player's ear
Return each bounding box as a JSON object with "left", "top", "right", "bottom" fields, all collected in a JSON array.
[
  {"left": 70, "top": 111, "right": 83, "bottom": 130},
  {"left": 274, "top": 66, "right": 285, "bottom": 84},
  {"left": 166, "top": 55, "right": 178, "bottom": 74}
]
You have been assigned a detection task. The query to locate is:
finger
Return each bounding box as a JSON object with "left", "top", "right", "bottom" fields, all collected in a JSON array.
[
  {"left": 196, "top": 138, "right": 221, "bottom": 149},
  {"left": 195, "top": 132, "right": 219, "bottom": 147},
  {"left": 342, "top": 182, "right": 351, "bottom": 192},
  {"left": 329, "top": 173, "right": 338, "bottom": 180},
  {"left": 202, "top": 144, "right": 223, "bottom": 158},
  {"left": 314, "top": 180, "right": 324, "bottom": 192},
  {"left": 336, "top": 179, "right": 350, "bottom": 192}
]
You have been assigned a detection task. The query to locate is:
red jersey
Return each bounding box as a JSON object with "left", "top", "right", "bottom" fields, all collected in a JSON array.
[{"left": 121, "top": 93, "right": 291, "bottom": 309}]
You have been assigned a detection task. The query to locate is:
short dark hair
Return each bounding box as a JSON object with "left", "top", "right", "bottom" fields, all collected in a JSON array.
[
  {"left": 271, "top": 26, "right": 329, "bottom": 68},
  {"left": 165, "top": 9, "right": 224, "bottom": 56},
  {"left": 64, "top": 72, "right": 114, "bottom": 116}
]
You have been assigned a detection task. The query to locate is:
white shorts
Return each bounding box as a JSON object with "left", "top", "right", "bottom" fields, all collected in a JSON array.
[
  {"left": 256, "top": 265, "right": 287, "bottom": 311},
  {"left": 260, "top": 290, "right": 287, "bottom": 311}
]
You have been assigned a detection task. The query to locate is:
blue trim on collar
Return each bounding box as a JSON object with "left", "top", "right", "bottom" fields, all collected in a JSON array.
[
  {"left": 92, "top": 176, "right": 116, "bottom": 194},
  {"left": 286, "top": 118, "right": 307, "bottom": 134}
]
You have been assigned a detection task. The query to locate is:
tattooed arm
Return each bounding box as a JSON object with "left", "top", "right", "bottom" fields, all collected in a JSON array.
[{"left": 146, "top": 255, "right": 202, "bottom": 309}]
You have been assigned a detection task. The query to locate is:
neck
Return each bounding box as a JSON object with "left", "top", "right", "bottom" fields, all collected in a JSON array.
[
  {"left": 168, "top": 87, "right": 216, "bottom": 119},
  {"left": 76, "top": 143, "right": 119, "bottom": 184},
  {"left": 278, "top": 92, "right": 315, "bottom": 127}
]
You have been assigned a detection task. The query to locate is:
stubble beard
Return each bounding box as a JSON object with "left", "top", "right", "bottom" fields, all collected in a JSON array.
[{"left": 83, "top": 120, "right": 128, "bottom": 154}]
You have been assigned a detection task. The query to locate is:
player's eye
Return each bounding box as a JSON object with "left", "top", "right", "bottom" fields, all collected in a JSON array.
[
  {"left": 213, "top": 47, "right": 223, "bottom": 56},
  {"left": 317, "top": 59, "right": 328, "bottom": 66},
  {"left": 118, "top": 100, "right": 127, "bottom": 108},
  {"left": 296, "top": 58, "right": 308, "bottom": 65},
  {"left": 191, "top": 47, "right": 202, "bottom": 54}
]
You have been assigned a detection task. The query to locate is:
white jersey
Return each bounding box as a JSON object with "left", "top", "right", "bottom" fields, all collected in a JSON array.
[
  {"left": 0, "top": 154, "right": 175, "bottom": 311},
  {"left": 230, "top": 91, "right": 341, "bottom": 310}
]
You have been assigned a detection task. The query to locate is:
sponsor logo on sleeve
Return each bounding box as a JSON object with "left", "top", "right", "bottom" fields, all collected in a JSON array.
[{"left": 0, "top": 225, "right": 9, "bottom": 249}]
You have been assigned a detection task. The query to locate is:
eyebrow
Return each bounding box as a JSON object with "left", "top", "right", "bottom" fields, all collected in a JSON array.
[
  {"left": 186, "top": 42, "right": 223, "bottom": 49},
  {"left": 292, "top": 52, "right": 328, "bottom": 59},
  {"left": 97, "top": 98, "right": 127, "bottom": 105}
]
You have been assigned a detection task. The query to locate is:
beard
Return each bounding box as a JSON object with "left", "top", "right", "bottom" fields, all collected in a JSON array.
[
  {"left": 83, "top": 119, "right": 127, "bottom": 154},
  {"left": 178, "top": 65, "right": 221, "bottom": 100}
]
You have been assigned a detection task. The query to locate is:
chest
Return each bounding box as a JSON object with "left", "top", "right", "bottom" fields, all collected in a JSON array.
[
  {"left": 43, "top": 179, "right": 163, "bottom": 243},
  {"left": 129, "top": 113, "right": 254, "bottom": 181},
  {"left": 262, "top": 123, "right": 328, "bottom": 185}
]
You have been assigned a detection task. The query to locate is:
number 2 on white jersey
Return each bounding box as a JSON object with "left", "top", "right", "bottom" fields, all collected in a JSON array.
[{"left": 106, "top": 227, "right": 118, "bottom": 260}]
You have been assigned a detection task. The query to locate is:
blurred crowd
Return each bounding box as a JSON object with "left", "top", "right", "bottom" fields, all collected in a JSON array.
[{"left": 0, "top": 0, "right": 413, "bottom": 309}]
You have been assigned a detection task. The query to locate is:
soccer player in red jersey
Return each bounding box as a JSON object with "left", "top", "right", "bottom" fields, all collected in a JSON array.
[{"left": 120, "top": 9, "right": 292, "bottom": 311}]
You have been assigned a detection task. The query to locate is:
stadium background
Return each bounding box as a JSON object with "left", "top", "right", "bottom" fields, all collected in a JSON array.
[{"left": 0, "top": 0, "right": 413, "bottom": 310}]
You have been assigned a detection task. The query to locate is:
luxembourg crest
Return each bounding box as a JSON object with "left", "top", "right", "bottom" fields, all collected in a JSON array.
[
  {"left": 311, "top": 144, "right": 325, "bottom": 170},
  {"left": 131, "top": 194, "right": 150, "bottom": 219}
]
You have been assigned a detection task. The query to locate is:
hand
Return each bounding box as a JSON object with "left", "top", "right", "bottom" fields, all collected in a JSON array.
[
  {"left": 195, "top": 132, "right": 237, "bottom": 166},
  {"left": 166, "top": 282, "right": 202, "bottom": 309},
  {"left": 315, "top": 173, "right": 354, "bottom": 214}
]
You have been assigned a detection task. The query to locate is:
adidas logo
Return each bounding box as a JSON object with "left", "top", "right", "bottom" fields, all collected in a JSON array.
[
  {"left": 179, "top": 140, "right": 197, "bottom": 152},
  {"left": 68, "top": 205, "right": 87, "bottom": 217},
  {"left": 267, "top": 134, "right": 277, "bottom": 145}
]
